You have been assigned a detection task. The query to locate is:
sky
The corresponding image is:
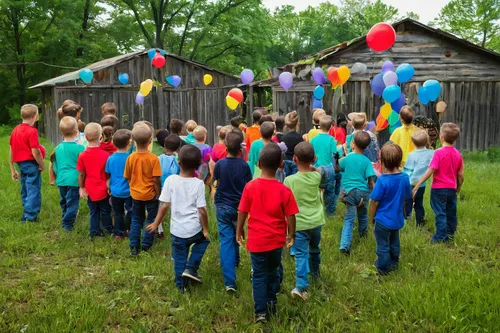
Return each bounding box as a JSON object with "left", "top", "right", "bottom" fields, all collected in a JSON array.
[{"left": 262, "top": 0, "right": 451, "bottom": 25}]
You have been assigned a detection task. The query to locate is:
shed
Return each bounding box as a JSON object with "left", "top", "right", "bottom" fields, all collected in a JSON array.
[
  {"left": 253, "top": 18, "right": 500, "bottom": 151},
  {"left": 30, "top": 50, "right": 241, "bottom": 145}
]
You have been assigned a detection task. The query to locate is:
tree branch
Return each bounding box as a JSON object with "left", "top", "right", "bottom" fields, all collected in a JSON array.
[
  {"left": 203, "top": 44, "right": 237, "bottom": 63},
  {"left": 178, "top": 6, "right": 194, "bottom": 56},
  {"left": 123, "top": 0, "right": 154, "bottom": 47}
]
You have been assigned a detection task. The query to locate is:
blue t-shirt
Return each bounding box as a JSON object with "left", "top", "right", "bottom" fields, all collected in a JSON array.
[
  {"left": 370, "top": 173, "right": 412, "bottom": 230},
  {"left": 339, "top": 153, "right": 375, "bottom": 193},
  {"left": 403, "top": 148, "right": 434, "bottom": 187},
  {"left": 159, "top": 154, "right": 180, "bottom": 188},
  {"left": 214, "top": 157, "right": 253, "bottom": 209},
  {"left": 311, "top": 133, "right": 336, "bottom": 167},
  {"left": 105, "top": 152, "right": 130, "bottom": 198}
]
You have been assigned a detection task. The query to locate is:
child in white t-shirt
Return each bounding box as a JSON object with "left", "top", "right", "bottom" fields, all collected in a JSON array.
[{"left": 147, "top": 145, "right": 209, "bottom": 291}]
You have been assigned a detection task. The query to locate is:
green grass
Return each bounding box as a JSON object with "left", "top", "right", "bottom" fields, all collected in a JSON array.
[{"left": 1, "top": 134, "right": 500, "bottom": 332}]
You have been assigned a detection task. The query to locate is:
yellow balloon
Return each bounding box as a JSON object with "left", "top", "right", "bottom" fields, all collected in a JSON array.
[
  {"left": 338, "top": 66, "right": 351, "bottom": 85},
  {"left": 380, "top": 102, "right": 392, "bottom": 119},
  {"left": 204, "top": 74, "right": 213, "bottom": 86},
  {"left": 226, "top": 95, "right": 239, "bottom": 110},
  {"left": 140, "top": 79, "right": 153, "bottom": 97}
]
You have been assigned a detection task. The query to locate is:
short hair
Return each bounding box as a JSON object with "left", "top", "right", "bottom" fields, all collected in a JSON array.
[
  {"left": 156, "top": 129, "right": 170, "bottom": 147},
  {"left": 260, "top": 121, "right": 275, "bottom": 139},
  {"left": 59, "top": 116, "right": 78, "bottom": 137},
  {"left": 21, "top": 104, "right": 38, "bottom": 120},
  {"left": 259, "top": 143, "right": 282, "bottom": 171},
  {"left": 275, "top": 116, "right": 285, "bottom": 132},
  {"left": 102, "top": 126, "right": 114, "bottom": 143},
  {"left": 354, "top": 131, "right": 371, "bottom": 150},
  {"left": 78, "top": 120, "right": 86, "bottom": 133},
  {"left": 319, "top": 115, "right": 333, "bottom": 131},
  {"left": 411, "top": 129, "right": 429, "bottom": 147},
  {"left": 230, "top": 116, "right": 242, "bottom": 128},
  {"left": 178, "top": 144, "right": 202, "bottom": 171},
  {"left": 113, "top": 129, "right": 132, "bottom": 149},
  {"left": 101, "top": 102, "right": 117, "bottom": 115},
  {"left": 101, "top": 115, "right": 120, "bottom": 133},
  {"left": 193, "top": 125, "right": 207, "bottom": 141},
  {"left": 352, "top": 115, "right": 366, "bottom": 130},
  {"left": 170, "top": 119, "right": 184, "bottom": 135},
  {"left": 252, "top": 110, "right": 262, "bottom": 123},
  {"left": 185, "top": 120, "right": 197, "bottom": 132},
  {"left": 285, "top": 111, "right": 299, "bottom": 129},
  {"left": 440, "top": 122, "right": 460, "bottom": 144},
  {"left": 312, "top": 109, "right": 326, "bottom": 125},
  {"left": 84, "top": 123, "right": 102, "bottom": 142},
  {"left": 294, "top": 142, "right": 315, "bottom": 163},
  {"left": 259, "top": 115, "right": 273, "bottom": 125},
  {"left": 381, "top": 144, "right": 403, "bottom": 170},
  {"left": 218, "top": 126, "right": 231, "bottom": 141},
  {"left": 132, "top": 124, "right": 152, "bottom": 145},
  {"left": 400, "top": 106, "right": 414, "bottom": 124},
  {"left": 225, "top": 130, "right": 243, "bottom": 156},
  {"left": 164, "top": 134, "right": 181, "bottom": 152}
]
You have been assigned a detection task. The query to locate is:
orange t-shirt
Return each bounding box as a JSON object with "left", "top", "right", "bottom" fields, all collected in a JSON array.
[
  {"left": 245, "top": 125, "right": 261, "bottom": 159},
  {"left": 124, "top": 152, "right": 162, "bottom": 201}
]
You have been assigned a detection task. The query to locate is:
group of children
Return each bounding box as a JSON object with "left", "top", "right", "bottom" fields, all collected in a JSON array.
[{"left": 9, "top": 101, "right": 464, "bottom": 322}]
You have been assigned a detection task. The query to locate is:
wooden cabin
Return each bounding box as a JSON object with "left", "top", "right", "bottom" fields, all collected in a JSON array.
[
  {"left": 251, "top": 18, "right": 500, "bottom": 151},
  {"left": 30, "top": 50, "right": 240, "bottom": 145}
]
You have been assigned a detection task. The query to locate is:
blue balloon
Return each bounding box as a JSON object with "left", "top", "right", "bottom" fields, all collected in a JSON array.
[
  {"left": 371, "top": 73, "right": 385, "bottom": 97},
  {"left": 391, "top": 92, "right": 405, "bottom": 113},
  {"left": 312, "top": 98, "right": 323, "bottom": 109},
  {"left": 423, "top": 80, "right": 441, "bottom": 101},
  {"left": 147, "top": 49, "right": 156, "bottom": 62},
  {"left": 418, "top": 86, "right": 430, "bottom": 105},
  {"left": 79, "top": 68, "right": 93, "bottom": 84},
  {"left": 118, "top": 73, "right": 129, "bottom": 85},
  {"left": 395, "top": 63, "right": 415, "bottom": 83},
  {"left": 382, "top": 85, "right": 401, "bottom": 103},
  {"left": 159, "top": 49, "right": 167, "bottom": 56},
  {"left": 166, "top": 75, "right": 181, "bottom": 88},
  {"left": 313, "top": 85, "right": 325, "bottom": 99}
]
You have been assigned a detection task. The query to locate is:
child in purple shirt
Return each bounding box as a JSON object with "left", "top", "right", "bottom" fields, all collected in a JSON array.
[{"left": 193, "top": 125, "right": 213, "bottom": 182}]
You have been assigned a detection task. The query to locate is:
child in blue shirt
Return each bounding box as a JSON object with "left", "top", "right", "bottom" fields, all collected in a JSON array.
[
  {"left": 403, "top": 130, "right": 434, "bottom": 226},
  {"left": 105, "top": 129, "right": 132, "bottom": 238},
  {"left": 338, "top": 131, "right": 375, "bottom": 254},
  {"left": 370, "top": 144, "right": 412, "bottom": 275}
]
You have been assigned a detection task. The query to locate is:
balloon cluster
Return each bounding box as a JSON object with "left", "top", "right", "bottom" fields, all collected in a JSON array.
[
  {"left": 327, "top": 66, "right": 350, "bottom": 89},
  {"left": 418, "top": 80, "right": 441, "bottom": 105},
  {"left": 136, "top": 79, "right": 153, "bottom": 105},
  {"left": 148, "top": 49, "right": 167, "bottom": 69},
  {"left": 376, "top": 102, "right": 402, "bottom": 134},
  {"left": 226, "top": 88, "right": 243, "bottom": 110}
]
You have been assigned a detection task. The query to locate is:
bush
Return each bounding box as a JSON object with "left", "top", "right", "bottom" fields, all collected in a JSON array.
[
  {"left": 7, "top": 104, "right": 21, "bottom": 126},
  {"left": 488, "top": 146, "right": 500, "bottom": 162}
]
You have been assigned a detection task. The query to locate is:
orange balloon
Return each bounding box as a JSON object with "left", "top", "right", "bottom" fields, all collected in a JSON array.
[
  {"left": 376, "top": 113, "right": 389, "bottom": 131},
  {"left": 228, "top": 88, "right": 243, "bottom": 103},
  {"left": 337, "top": 66, "right": 351, "bottom": 85}
]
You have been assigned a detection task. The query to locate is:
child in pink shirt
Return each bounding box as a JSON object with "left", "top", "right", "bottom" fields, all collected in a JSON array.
[{"left": 413, "top": 123, "right": 464, "bottom": 243}]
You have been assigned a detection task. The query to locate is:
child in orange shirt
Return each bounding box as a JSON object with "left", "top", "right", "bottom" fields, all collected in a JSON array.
[{"left": 244, "top": 111, "right": 263, "bottom": 159}]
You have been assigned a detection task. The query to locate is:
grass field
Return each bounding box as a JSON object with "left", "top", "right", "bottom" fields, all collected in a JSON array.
[{"left": 1, "top": 134, "right": 500, "bottom": 332}]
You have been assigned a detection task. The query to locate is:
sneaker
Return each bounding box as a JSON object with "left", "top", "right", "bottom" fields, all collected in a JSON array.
[
  {"left": 225, "top": 286, "right": 236, "bottom": 293},
  {"left": 130, "top": 248, "right": 139, "bottom": 256},
  {"left": 291, "top": 288, "right": 309, "bottom": 300},
  {"left": 157, "top": 232, "right": 165, "bottom": 239},
  {"left": 340, "top": 248, "right": 350, "bottom": 256},
  {"left": 114, "top": 235, "right": 124, "bottom": 240},
  {"left": 182, "top": 270, "right": 203, "bottom": 283},
  {"left": 141, "top": 246, "right": 151, "bottom": 252},
  {"left": 255, "top": 314, "right": 266, "bottom": 323}
]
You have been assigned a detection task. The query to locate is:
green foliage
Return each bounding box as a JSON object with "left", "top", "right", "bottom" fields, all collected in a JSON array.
[
  {"left": 487, "top": 146, "right": 500, "bottom": 162},
  {"left": 7, "top": 104, "right": 21, "bottom": 126}
]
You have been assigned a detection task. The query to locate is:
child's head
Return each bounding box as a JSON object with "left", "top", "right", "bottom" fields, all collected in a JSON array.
[
  {"left": 193, "top": 125, "right": 207, "bottom": 143},
  {"left": 101, "top": 115, "right": 120, "bottom": 133},
  {"left": 84, "top": 123, "right": 102, "bottom": 143},
  {"left": 59, "top": 116, "right": 78, "bottom": 138},
  {"left": 352, "top": 115, "right": 366, "bottom": 130},
  {"left": 225, "top": 130, "right": 243, "bottom": 156},
  {"left": 78, "top": 120, "right": 86, "bottom": 133},
  {"left": 274, "top": 116, "right": 285, "bottom": 133},
  {"left": 440, "top": 122, "right": 460, "bottom": 145},
  {"left": 164, "top": 134, "right": 181, "bottom": 153},
  {"left": 170, "top": 119, "right": 184, "bottom": 135},
  {"left": 258, "top": 143, "right": 282, "bottom": 173},
  {"left": 312, "top": 109, "right": 326, "bottom": 126},
  {"left": 230, "top": 116, "right": 242, "bottom": 128},
  {"left": 101, "top": 102, "right": 117, "bottom": 116},
  {"left": 319, "top": 115, "right": 333, "bottom": 132},
  {"left": 259, "top": 115, "right": 273, "bottom": 125},
  {"left": 252, "top": 110, "right": 262, "bottom": 124},
  {"left": 400, "top": 106, "right": 414, "bottom": 125},
  {"left": 59, "top": 102, "right": 83, "bottom": 121},
  {"left": 411, "top": 129, "right": 429, "bottom": 149},
  {"left": 132, "top": 124, "right": 152, "bottom": 147},
  {"left": 101, "top": 126, "right": 114, "bottom": 143},
  {"left": 156, "top": 129, "right": 170, "bottom": 147},
  {"left": 21, "top": 104, "right": 38, "bottom": 122},
  {"left": 185, "top": 120, "right": 197, "bottom": 133},
  {"left": 353, "top": 131, "right": 371, "bottom": 151},
  {"left": 293, "top": 142, "right": 315, "bottom": 165},
  {"left": 178, "top": 144, "right": 202, "bottom": 172},
  {"left": 218, "top": 125, "right": 230, "bottom": 142},
  {"left": 381, "top": 144, "right": 403, "bottom": 171},
  {"left": 113, "top": 129, "right": 132, "bottom": 150},
  {"left": 285, "top": 111, "right": 299, "bottom": 130},
  {"left": 260, "top": 121, "right": 275, "bottom": 140}
]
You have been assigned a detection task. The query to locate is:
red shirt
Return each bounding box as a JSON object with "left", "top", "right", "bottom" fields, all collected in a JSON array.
[
  {"left": 329, "top": 126, "right": 346, "bottom": 144},
  {"left": 238, "top": 178, "right": 299, "bottom": 252},
  {"left": 100, "top": 141, "right": 117, "bottom": 155},
  {"left": 211, "top": 143, "right": 228, "bottom": 163},
  {"left": 9, "top": 123, "right": 40, "bottom": 163},
  {"left": 76, "top": 147, "right": 110, "bottom": 201}
]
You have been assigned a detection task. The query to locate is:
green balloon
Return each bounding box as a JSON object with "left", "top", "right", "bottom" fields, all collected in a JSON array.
[{"left": 388, "top": 111, "right": 400, "bottom": 126}]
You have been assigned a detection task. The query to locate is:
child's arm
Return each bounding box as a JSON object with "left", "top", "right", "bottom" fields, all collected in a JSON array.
[
  {"left": 286, "top": 215, "right": 296, "bottom": 248},
  {"left": 78, "top": 172, "right": 88, "bottom": 198},
  {"left": 369, "top": 200, "right": 379, "bottom": 224},
  {"left": 153, "top": 176, "right": 161, "bottom": 199},
  {"left": 412, "top": 168, "right": 435, "bottom": 197},
  {"left": 199, "top": 207, "right": 209, "bottom": 238},
  {"left": 106, "top": 176, "right": 111, "bottom": 195},
  {"left": 368, "top": 177, "right": 375, "bottom": 190},
  {"left": 147, "top": 202, "right": 171, "bottom": 232},
  {"left": 236, "top": 211, "right": 248, "bottom": 246},
  {"left": 31, "top": 147, "right": 45, "bottom": 172},
  {"left": 49, "top": 151, "right": 56, "bottom": 185},
  {"left": 9, "top": 146, "right": 19, "bottom": 181},
  {"left": 456, "top": 168, "right": 465, "bottom": 194}
]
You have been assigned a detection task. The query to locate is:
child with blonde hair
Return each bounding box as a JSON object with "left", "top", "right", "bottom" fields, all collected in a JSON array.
[
  {"left": 193, "top": 125, "right": 212, "bottom": 182},
  {"left": 282, "top": 111, "right": 303, "bottom": 177},
  {"left": 390, "top": 106, "right": 417, "bottom": 166},
  {"left": 184, "top": 120, "right": 198, "bottom": 144},
  {"left": 307, "top": 109, "right": 326, "bottom": 142}
]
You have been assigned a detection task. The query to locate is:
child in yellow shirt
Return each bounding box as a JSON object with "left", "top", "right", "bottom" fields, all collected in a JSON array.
[{"left": 389, "top": 106, "right": 417, "bottom": 166}]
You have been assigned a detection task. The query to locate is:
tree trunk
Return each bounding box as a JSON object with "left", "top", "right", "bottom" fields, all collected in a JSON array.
[
  {"left": 482, "top": 29, "right": 487, "bottom": 48},
  {"left": 11, "top": 6, "right": 26, "bottom": 106},
  {"left": 77, "top": 0, "right": 92, "bottom": 57},
  {"left": 178, "top": 9, "right": 194, "bottom": 56}
]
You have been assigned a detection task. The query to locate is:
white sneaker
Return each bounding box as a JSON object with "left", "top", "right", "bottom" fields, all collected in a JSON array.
[
  {"left": 182, "top": 270, "right": 203, "bottom": 283},
  {"left": 291, "top": 288, "right": 309, "bottom": 300},
  {"left": 225, "top": 286, "right": 236, "bottom": 293}
]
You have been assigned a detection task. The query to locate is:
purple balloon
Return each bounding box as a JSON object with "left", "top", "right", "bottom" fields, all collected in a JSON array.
[
  {"left": 136, "top": 92, "right": 145, "bottom": 105},
  {"left": 312, "top": 67, "right": 326, "bottom": 85},
  {"left": 166, "top": 75, "right": 181, "bottom": 88},
  {"left": 383, "top": 71, "right": 398, "bottom": 87},
  {"left": 241, "top": 69, "right": 254, "bottom": 85},
  {"left": 366, "top": 121, "right": 375, "bottom": 131},
  {"left": 279, "top": 72, "right": 293, "bottom": 91},
  {"left": 382, "top": 61, "right": 394, "bottom": 73},
  {"left": 391, "top": 92, "right": 406, "bottom": 113},
  {"left": 371, "top": 73, "right": 385, "bottom": 97},
  {"left": 312, "top": 98, "right": 323, "bottom": 109}
]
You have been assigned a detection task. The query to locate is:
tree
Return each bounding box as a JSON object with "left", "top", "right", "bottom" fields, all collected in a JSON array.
[{"left": 341, "top": 0, "right": 400, "bottom": 36}]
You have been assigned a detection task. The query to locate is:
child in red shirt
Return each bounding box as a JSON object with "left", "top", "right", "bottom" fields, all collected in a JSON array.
[
  {"left": 9, "top": 104, "right": 45, "bottom": 222},
  {"left": 100, "top": 126, "right": 117, "bottom": 155},
  {"left": 77, "top": 123, "right": 113, "bottom": 238},
  {"left": 237, "top": 143, "right": 298, "bottom": 322},
  {"left": 211, "top": 126, "right": 229, "bottom": 163}
]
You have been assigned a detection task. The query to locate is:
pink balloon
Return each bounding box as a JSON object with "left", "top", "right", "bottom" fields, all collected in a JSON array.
[{"left": 279, "top": 72, "right": 293, "bottom": 91}]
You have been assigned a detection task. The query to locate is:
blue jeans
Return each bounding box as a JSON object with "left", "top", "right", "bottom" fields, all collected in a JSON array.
[
  {"left": 250, "top": 248, "right": 282, "bottom": 316},
  {"left": 111, "top": 196, "right": 132, "bottom": 237},
  {"left": 412, "top": 186, "right": 426, "bottom": 225},
  {"left": 340, "top": 189, "right": 370, "bottom": 251},
  {"left": 216, "top": 205, "right": 240, "bottom": 288},
  {"left": 374, "top": 222, "right": 400, "bottom": 274},
  {"left": 87, "top": 197, "right": 113, "bottom": 237},
  {"left": 320, "top": 164, "right": 337, "bottom": 216},
  {"left": 58, "top": 186, "right": 80, "bottom": 231},
  {"left": 284, "top": 160, "right": 298, "bottom": 177},
  {"left": 430, "top": 188, "right": 458, "bottom": 242},
  {"left": 171, "top": 231, "right": 210, "bottom": 290},
  {"left": 130, "top": 199, "right": 158, "bottom": 250},
  {"left": 295, "top": 226, "right": 322, "bottom": 291},
  {"left": 18, "top": 161, "right": 41, "bottom": 221}
]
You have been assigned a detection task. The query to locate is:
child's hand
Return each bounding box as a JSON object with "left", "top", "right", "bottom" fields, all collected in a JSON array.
[
  {"left": 236, "top": 234, "right": 245, "bottom": 247},
  {"left": 412, "top": 187, "right": 418, "bottom": 199},
  {"left": 11, "top": 171, "right": 19, "bottom": 181},
  {"left": 146, "top": 223, "right": 157, "bottom": 233},
  {"left": 79, "top": 188, "right": 88, "bottom": 199},
  {"left": 286, "top": 235, "right": 295, "bottom": 248},
  {"left": 203, "top": 229, "right": 209, "bottom": 239},
  {"left": 38, "top": 164, "right": 45, "bottom": 172}
]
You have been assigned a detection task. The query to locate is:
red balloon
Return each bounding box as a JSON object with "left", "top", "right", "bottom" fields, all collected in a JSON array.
[
  {"left": 152, "top": 53, "right": 166, "bottom": 68},
  {"left": 327, "top": 67, "right": 341, "bottom": 89},
  {"left": 366, "top": 23, "right": 396, "bottom": 53},
  {"left": 228, "top": 88, "right": 243, "bottom": 103}
]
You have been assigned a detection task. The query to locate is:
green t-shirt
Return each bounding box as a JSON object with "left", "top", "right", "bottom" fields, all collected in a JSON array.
[
  {"left": 339, "top": 153, "right": 375, "bottom": 193},
  {"left": 346, "top": 134, "right": 354, "bottom": 154},
  {"left": 248, "top": 139, "right": 265, "bottom": 176},
  {"left": 284, "top": 171, "right": 325, "bottom": 231},
  {"left": 54, "top": 141, "right": 85, "bottom": 187},
  {"left": 311, "top": 133, "right": 336, "bottom": 167}
]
